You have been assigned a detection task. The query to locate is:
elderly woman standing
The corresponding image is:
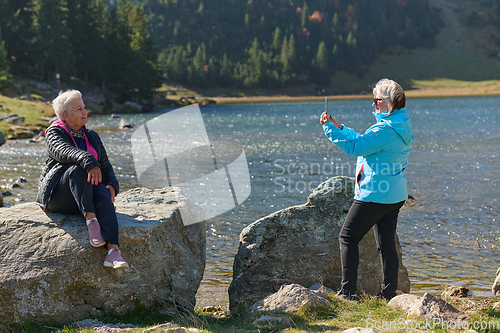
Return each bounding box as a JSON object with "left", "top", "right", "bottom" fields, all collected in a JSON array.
[
  {"left": 320, "top": 79, "right": 414, "bottom": 301},
  {"left": 37, "top": 90, "right": 129, "bottom": 269}
]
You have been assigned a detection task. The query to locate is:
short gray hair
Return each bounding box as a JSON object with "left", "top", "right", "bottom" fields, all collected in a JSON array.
[
  {"left": 373, "top": 79, "right": 405, "bottom": 113},
  {"left": 52, "top": 90, "right": 82, "bottom": 119}
]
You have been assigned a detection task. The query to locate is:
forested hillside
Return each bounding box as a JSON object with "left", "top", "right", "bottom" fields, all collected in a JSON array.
[
  {"left": 0, "top": 0, "right": 160, "bottom": 103},
  {"left": 1, "top": 0, "right": 443, "bottom": 99},
  {"left": 144, "top": 0, "right": 442, "bottom": 88}
]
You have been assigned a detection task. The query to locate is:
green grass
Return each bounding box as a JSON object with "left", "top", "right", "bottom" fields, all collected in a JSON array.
[
  {"left": 0, "top": 94, "right": 55, "bottom": 135},
  {"left": 411, "top": 78, "right": 500, "bottom": 88},
  {"left": 4, "top": 293, "right": 499, "bottom": 333}
]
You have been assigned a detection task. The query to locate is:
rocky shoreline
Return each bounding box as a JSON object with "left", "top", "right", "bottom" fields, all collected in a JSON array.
[{"left": 1, "top": 175, "right": 500, "bottom": 332}]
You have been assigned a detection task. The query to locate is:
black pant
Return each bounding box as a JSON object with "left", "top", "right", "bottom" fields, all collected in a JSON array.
[
  {"left": 47, "top": 164, "right": 119, "bottom": 246},
  {"left": 338, "top": 199, "right": 405, "bottom": 298}
]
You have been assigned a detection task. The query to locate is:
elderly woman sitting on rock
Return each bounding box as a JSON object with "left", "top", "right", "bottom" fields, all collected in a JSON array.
[{"left": 36, "top": 89, "right": 128, "bottom": 269}]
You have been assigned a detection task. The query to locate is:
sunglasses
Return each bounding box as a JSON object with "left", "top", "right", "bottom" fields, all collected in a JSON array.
[{"left": 373, "top": 98, "right": 384, "bottom": 104}]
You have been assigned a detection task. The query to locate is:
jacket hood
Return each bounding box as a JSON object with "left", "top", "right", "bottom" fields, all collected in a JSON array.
[{"left": 379, "top": 108, "right": 414, "bottom": 145}]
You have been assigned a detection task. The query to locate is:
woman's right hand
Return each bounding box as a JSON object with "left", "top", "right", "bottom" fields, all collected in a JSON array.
[
  {"left": 320, "top": 112, "right": 342, "bottom": 129},
  {"left": 87, "top": 166, "right": 102, "bottom": 185}
]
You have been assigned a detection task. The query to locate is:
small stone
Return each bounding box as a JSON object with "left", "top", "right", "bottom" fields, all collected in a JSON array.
[
  {"left": 441, "top": 285, "right": 469, "bottom": 298},
  {"left": 343, "top": 328, "right": 379, "bottom": 333},
  {"left": 2, "top": 191, "right": 13, "bottom": 196},
  {"left": 143, "top": 323, "right": 175, "bottom": 332},
  {"left": 201, "top": 305, "right": 223, "bottom": 312},
  {"left": 250, "top": 283, "right": 332, "bottom": 314},
  {"left": 119, "top": 118, "right": 135, "bottom": 129},
  {"left": 389, "top": 293, "right": 469, "bottom": 322},
  {"left": 163, "top": 328, "right": 187, "bottom": 333},
  {"left": 75, "top": 319, "right": 106, "bottom": 328},
  {"left": 309, "top": 283, "right": 334, "bottom": 294},
  {"left": 253, "top": 315, "right": 293, "bottom": 328}
]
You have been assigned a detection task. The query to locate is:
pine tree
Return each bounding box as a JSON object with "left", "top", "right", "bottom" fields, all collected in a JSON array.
[
  {"left": 312, "top": 41, "right": 329, "bottom": 85},
  {"left": 0, "top": 28, "right": 9, "bottom": 86},
  {"left": 125, "top": 1, "right": 161, "bottom": 102},
  {"left": 280, "top": 36, "right": 289, "bottom": 72},
  {"left": 66, "top": 0, "right": 103, "bottom": 83},
  {"left": 218, "top": 53, "right": 231, "bottom": 87},
  {"left": 301, "top": 2, "right": 309, "bottom": 29},
  {"left": 189, "top": 43, "right": 207, "bottom": 86},
  {"left": 34, "top": 0, "right": 75, "bottom": 81},
  {"left": 0, "top": 0, "right": 36, "bottom": 76},
  {"left": 272, "top": 27, "right": 282, "bottom": 53},
  {"left": 247, "top": 38, "right": 266, "bottom": 87},
  {"left": 287, "top": 34, "right": 297, "bottom": 71}
]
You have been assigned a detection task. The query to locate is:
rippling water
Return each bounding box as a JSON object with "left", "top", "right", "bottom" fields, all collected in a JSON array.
[{"left": 1, "top": 96, "right": 498, "bottom": 306}]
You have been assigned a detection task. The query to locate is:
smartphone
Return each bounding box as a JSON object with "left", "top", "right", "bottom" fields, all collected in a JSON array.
[{"left": 325, "top": 96, "right": 328, "bottom": 115}]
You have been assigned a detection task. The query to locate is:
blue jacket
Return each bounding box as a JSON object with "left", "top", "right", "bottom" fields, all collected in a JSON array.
[{"left": 323, "top": 108, "right": 414, "bottom": 204}]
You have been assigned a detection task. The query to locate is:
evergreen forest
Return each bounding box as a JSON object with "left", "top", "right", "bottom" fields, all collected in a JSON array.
[{"left": 0, "top": 0, "right": 450, "bottom": 101}]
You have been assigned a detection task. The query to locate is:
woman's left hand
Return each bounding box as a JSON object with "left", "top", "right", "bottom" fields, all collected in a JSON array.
[
  {"left": 106, "top": 185, "right": 116, "bottom": 203},
  {"left": 87, "top": 166, "right": 102, "bottom": 185}
]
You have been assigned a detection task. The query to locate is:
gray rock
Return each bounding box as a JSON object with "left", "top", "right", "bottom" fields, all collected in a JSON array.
[
  {"left": 0, "top": 187, "right": 206, "bottom": 325},
  {"left": 249, "top": 283, "right": 332, "bottom": 314},
  {"left": 386, "top": 293, "right": 420, "bottom": 313},
  {"left": 119, "top": 118, "right": 136, "bottom": 129},
  {"left": 0, "top": 130, "right": 5, "bottom": 146},
  {"left": 343, "top": 329, "right": 379, "bottom": 333},
  {"left": 42, "top": 116, "right": 59, "bottom": 124},
  {"left": 441, "top": 285, "right": 469, "bottom": 298},
  {"left": 75, "top": 319, "right": 139, "bottom": 330},
  {"left": 7, "top": 126, "right": 34, "bottom": 139},
  {"left": 253, "top": 315, "right": 293, "bottom": 328},
  {"left": 388, "top": 293, "right": 469, "bottom": 322},
  {"left": 493, "top": 267, "right": 500, "bottom": 297},
  {"left": 19, "top": 93, "right": 35, "bottom": 101},
  {"left": 143, "top": 322, "right": 176, "bottom": 332},
  {"left": 123, "top": 101, "right": 142, "bottom": 113},
  {"left": 30, "top": 81, "right": 52, "bottom": 90},
  {"left": 229, "top": 176, "right": 410, "bottom": 312},
  {"left": 309, "top": 282, "right": 334, "bottom": 294},
  {"left": 0, "top": 114, "right": 25, "bottom": 125}
]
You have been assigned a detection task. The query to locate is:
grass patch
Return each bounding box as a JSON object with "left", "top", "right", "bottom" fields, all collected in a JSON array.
[
  {"left": 0, "top": 94, "right": 54, "bottom": 135},
  {"left": 411, "top": 78, "right": 500, "bottom": 88},
  {"left": 3, "top": 296, "right": 500, "bottom": 333}
]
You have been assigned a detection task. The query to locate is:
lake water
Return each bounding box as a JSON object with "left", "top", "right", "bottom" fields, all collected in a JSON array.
[{"left": 1, "top": 96, "right": 498, "bottom": 306}]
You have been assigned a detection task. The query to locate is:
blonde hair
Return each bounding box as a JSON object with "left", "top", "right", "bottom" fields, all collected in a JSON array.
[
  {"left": 372, "top": 79, "right": 405, "bottom": 113},
  {"left": 52, "top": 90, "right": 82, "bottom": 119}
]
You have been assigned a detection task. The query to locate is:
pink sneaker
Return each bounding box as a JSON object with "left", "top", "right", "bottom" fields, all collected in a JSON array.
[
  {"left": 103, "top": 249, "right": 129, "bottom": 269},
  {"left": 86, "top": 217, "right": 106, "bottom": 247}
]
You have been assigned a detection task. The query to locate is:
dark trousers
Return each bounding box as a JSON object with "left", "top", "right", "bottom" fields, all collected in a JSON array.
[
  {"left": 47, "top": 164, "right": 119, "bottom": 246},
  {"left": 339, "top": 199, "right": 405, "bottom": 298}
]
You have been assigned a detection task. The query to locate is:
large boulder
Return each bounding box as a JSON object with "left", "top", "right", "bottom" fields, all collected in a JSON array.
[
  {"left": 493, "top": 268, "right": 500, "bottom": 297},
  {"left": 0, "top": 187, "right": 205, "bottom": 325},
  {"left": 0, "top": 130, "right": 6, "bottom": 146},
  {"left": 229, "top": 176, "right": 410, "bottom": 313}
]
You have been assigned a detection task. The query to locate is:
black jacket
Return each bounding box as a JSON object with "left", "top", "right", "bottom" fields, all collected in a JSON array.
[{"left": 36, "top": 125, "right": 120, "bottom": 208}]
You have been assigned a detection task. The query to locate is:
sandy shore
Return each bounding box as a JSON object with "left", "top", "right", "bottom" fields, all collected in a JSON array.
[{"left": 211, "top": 85, "right": 500, "bottom": 104}]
